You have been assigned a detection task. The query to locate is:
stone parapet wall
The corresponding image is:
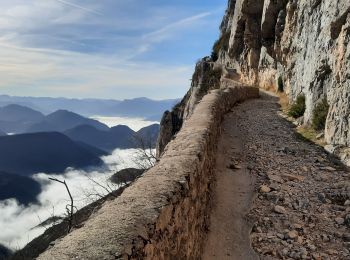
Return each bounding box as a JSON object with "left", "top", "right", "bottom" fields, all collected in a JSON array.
[{"left": 38, "top": 84, "right": 259, "bottom": 260}]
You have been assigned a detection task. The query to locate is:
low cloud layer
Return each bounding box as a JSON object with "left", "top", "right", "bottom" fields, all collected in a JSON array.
[
  {"left": 91, "top": 116, "right": 159, "bottom": 131},
  {"left": 0, "top": 148, "right": 149, "bottom": 250}
]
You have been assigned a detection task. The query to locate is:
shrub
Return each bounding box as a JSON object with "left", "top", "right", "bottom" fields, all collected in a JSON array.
[
  {"left": 312, "top": 98, "right": 329, "bottom": 131},
  {"left": 211, "top": 51, "right": 219, "bottom": 62},
  {"left": 198, "top": 66, "right": 223, "bottom": 96},
  {"left": 288, "top": 94, "right": 306, "bottom": 118}
]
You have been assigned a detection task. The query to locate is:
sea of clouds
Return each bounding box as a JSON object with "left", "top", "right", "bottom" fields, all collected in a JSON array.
[
  {"left": 0, "top": 148, "right": 145, "bottom": 250},
  {"left": 0, "top": 117, "right": 158, "bottom": 250},
  {"left": 90, "top": 116, "right": 159, "bottom": 131}
]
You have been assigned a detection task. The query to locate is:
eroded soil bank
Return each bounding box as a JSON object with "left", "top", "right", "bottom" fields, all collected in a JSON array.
[{"left": 204, "top": 91, "right": 350, "bottom": 259}]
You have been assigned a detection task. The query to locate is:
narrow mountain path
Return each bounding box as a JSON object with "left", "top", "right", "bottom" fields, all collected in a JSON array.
[
  {"left": 203, "top": 91, "right": 350, "bottom": 259},
  {"left": 202, "top": 95, "right": 259, "bottom": 260}
]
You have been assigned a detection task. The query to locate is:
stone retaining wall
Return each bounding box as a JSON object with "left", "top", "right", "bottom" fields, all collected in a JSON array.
[{"left": 38, "top": 84, "right": 259, "bottom": 260}]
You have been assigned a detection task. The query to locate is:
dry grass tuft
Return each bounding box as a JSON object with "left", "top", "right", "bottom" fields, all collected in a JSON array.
[
  {"left": 297, "top": 126, "right": 326, "bottom": 146},
  {"left": 276, "top": 92, "right": 326, "bottom": 147}
]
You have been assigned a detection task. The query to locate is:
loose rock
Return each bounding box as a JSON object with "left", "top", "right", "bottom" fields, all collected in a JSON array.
[
  {"left": 260, "top": 185, "right": 271, "bottom": 193},
  {"left": 335, "top": 217, "right": 345, "bottom": 225},
  {"left": 274, "top": 205, "right": 287, "bottom": 215},
  {"left": 287, "top": 230, "right": 298, "bottom": 240}
]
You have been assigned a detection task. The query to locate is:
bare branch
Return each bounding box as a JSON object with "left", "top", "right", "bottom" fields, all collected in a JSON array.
[
  {"left": 131, "top": 133, "right": 157, "bottom": 170},
  {"left": 49, "top": 177, "right": 74, "bottom": 233},
  {"left": 83, "top": 174, "right": 117, "bottom": 198}
]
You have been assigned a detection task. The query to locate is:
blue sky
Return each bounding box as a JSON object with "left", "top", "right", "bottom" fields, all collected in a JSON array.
[{"left": 0, "top": 0, "right": 227, "bottom": 99}]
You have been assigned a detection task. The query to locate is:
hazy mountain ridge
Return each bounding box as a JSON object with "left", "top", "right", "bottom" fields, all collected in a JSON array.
[
  {"left": 0, "top": 104, "right": 160, "bottom": 177},
  {"left": 0, "top": 96, "right": 171, "bottom": 134},
  {"left": 0, "top": 98, "right": 160, "bottom": 214},
  {"left": 27, "top": 110, "right": 109, "bottom": 133},
  {"left": 64, "top": 124, "right": 160, "bottom": 152},
  {"left": 0, "top": 171, "right": 41, "bottom": 205},
  {"left": 0, "top": 105, "right": 45, "bottom": 133},
  {"left": 0, "top": 132, "right": 104, "bottom": 176},
  {"left": 0, "top": 104, "right": 44, "bottom": 122},
  {"left": 0, "top": 106, "right": 109, "bottom": 134},
  {"left": 0, "top": 95, "right": 179, "bottom": 119},
  {"left": 0, "top": 112, "right": 159, "bottom": 205},
  {"left": 0, "top": 129, "right": 6, "bottom": 136}
]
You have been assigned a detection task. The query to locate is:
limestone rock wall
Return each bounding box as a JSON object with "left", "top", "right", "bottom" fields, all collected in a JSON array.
[
  {"left": 218, "top": 0, "right": 350, "bottom": 150},
  {"left": 38, "top": 84, "right": 258, "bottom": 260}
]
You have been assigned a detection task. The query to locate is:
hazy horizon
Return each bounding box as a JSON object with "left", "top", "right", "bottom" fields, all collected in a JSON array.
[
  {"left": 91, "top": 116, "right": 159, "bottom": 131},
  {"left": 0, "top": 93, "right": 181, "bottom": 102}
]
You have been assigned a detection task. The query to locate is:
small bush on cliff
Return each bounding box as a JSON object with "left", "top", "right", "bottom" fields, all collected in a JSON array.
[
  {"left": 200, "top": 66, "right": 223, "bottom": 95},
  {"left": 288, "top": 94, "right": 306, "bottom": 118},
  {"left": 312, "top": 98, "right": 329, "bottom": 131},
  {"left": 211, "top": 51, "right": 219, "bottom": 62}
]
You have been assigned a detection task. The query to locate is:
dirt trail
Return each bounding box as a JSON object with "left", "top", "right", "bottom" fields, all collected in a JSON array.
[
  {"left": 202, "top": 96, "right": 259, "bottom": 260},
  {"left": 203, "top": 91, "right": 350, "bottom": 259}
]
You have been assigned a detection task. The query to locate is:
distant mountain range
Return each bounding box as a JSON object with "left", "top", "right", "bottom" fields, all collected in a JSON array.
[
  {"left": 0, "top": 103, "right": 160, "bottom": 173},
  {"left": 0, "top": 105, "right": 109, "bottom": 134},
  {"left": 0, "top": 104, "right": 45, "bottom": 133},
  {"left": 0, "top": 129, "right": 6, "bottom": 136},
  {"left": 0, "top": 123, "right": 158, "bottom": 177},
  {"left": 0, "top": 123, "right": 158, "bottom": 204},
  {"left": 0, "top": 104, "right": 44, "bottom": 122},
  {"left": 64, "top": 124, "right": 159, "bottom": 152},
  {"left": 0, "top": 95, "right": 179, "bottom": 120},
  {"left": 0, "top": 99, "right": 161, "bottom": 206},
  {"left": 27, "top": 110, "right": 109, "bottom": 133},
  {"left": 0, "top": 132, "right": 105, "bottom": 175},
  {"left": 0, "top": 171, "right": 41, "bottom": 205}
]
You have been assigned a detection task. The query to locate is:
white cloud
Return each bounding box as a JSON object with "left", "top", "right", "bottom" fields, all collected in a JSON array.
[
  {"left": 144, "top": 12, "right": 211, "bottom": 41},
  {"left": 0, "top": 0, "right": 223, "bottom": 99},
  {"left": 0, "top": 148, "right": 152, "bottom": 249},
  {"left": 91, "top": 116, "right": 159, "bottom": 131},
  {"left": 54, "top": 0, "right": 103, "bottom": 16},
  {"left": 0, "top": 41, "right": 194, "bottom": 99},
  {"left": 133, "top": 12, "right": 212, "bottom": 56}
]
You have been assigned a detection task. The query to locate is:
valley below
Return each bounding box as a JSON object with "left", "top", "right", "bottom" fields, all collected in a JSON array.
[
  {"left": 0, "top": 96, "right": 168, "bottom": 256},
  {"left": 0, "top": 147, "right": 150, "bottom": 250}
]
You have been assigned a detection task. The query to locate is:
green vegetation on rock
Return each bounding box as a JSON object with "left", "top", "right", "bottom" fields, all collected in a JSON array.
[
  {"left": 199, "top": 66, "right": 223, "bottom": 96},
  {"left": 288, "top": 94, "right": 306, "bottom": 118},
  {"left": 312, "top": 98, "right": 329, "bottom": 131}
]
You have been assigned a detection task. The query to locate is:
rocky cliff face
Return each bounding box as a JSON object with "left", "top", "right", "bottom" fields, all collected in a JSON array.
[
  {"left": 220, "top": 0, "right": 350, "bottom": 150},
  {"left": 158, "top": 0, "right": 350, "bottom": 161}
]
